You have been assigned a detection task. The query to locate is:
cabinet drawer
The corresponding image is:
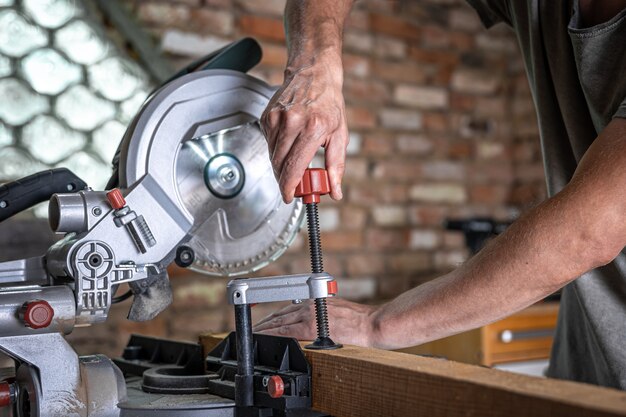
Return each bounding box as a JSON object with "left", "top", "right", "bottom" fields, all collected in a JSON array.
[{"left": 482, "top": 303, "right": 559, "bottom": 365}]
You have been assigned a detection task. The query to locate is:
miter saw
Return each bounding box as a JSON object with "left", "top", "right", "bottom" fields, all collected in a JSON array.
[{"left": 0, "top": 39, "right": 340, "bottom": 417}]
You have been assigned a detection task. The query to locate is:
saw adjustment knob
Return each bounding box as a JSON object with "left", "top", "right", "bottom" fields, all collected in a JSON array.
[
  {"left": 294, "top": 168, "right": 330, "bottom": 204},
  {"left": 106, "top": 188, "right": 126, "bottom": 209},
  {"left": 0, "top": 381, "right": 16, "bottom": 407},
  {"left": 267, "top": 375, "right": 285, "bottom": 399},
  {"left": 20, "top": 300, "right": 54, "bottom": 329}
]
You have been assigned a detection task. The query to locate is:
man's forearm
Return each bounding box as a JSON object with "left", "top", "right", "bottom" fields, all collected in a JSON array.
[
  {"left": 371, "top": 119, "right": 626, "bottom": 350},
  {"left": 284, "top": 0, "right": 354, "bottom": 70}
]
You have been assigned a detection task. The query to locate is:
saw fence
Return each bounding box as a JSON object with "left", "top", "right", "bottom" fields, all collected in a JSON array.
[{"left": 201, "top": 334, "right": 626, "bottom": 417}]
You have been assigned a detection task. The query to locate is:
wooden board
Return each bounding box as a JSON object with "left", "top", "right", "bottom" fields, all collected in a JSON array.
[{"left": 201, "top": 334, "right": 626, "bottom": 417}]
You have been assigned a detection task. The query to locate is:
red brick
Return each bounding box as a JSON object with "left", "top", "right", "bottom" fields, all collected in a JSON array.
[
  {"left": 394, "top": 85, "right": 449, "bottom": 109},
  {"left": 408, "top": 206, "right": 447, "bottom": 226},
  {"left": 452, "top": 68, "right": 502, "bottom": 95},
  {"left": 259, "top": 43, "right": 287, "bottom": 68},
  {"left": 372, "top": 61, "right": 427, "bottom": 84},
  {"left": 372, "top": 205, "right": 407, "bottom": 226},
  {"left": 361, "top": 133, "right": 395, "bottom": 155},
  {"left": 449, "top": 7, "right": 483, "bottom": 32},
  {"left": 372, "top": 160, "right": 421, "bottom": 181},
  {"left": 469, "top": 162, "right": 514, "bottom": 184},
  {"left": 238, "top": 15, "right": 285, "bottom": 41},
  {"left": 514, "top": 163, "right": 546, "bottom": 182},
  {"left": 340, "top": 205, "right": 367, "bottom": 230},
  {"left": 288, "top": 253, "right": 343, "bottom": 275},
  {"left": 343, "top": 157, "right": 369, "bottom": 182},
  {"left": 345, "top": 9, "right": 369, "bottom": 30},
  {"left": 344, "top": 30, "right": 374, "bottom": 53},
  {"left": 137, "top": 3, "right": 189, "bottom": 26},
  {"left": 373, "top": 36, "right": 406, "bottom": 59},
  {"left": 450, "top": 93, "right": 477, "bottom": 111},
  {"left": 469, "top": 184, "right": 510, "bottom": 205},
  {"left": 378, "top": 275, "right": 411, "bottom": 299},
  {"left": 443, "top": 231, "right": 466, "bottom": 249},
  {"left": 396, "top": 134, "right": 434, "bottom": 155},
  {"left": 409, "top": 47, "right": 460, "bottom": 66},
  {"left": 447, "top": 141, "right": 473, "bottom": 159},
  {"left": 190, "top": 8, "right": 234, "bottom": 36},
  {"left": 366, "top": 229, "right": 410, "bottom": 251},
  {"left": 235, "top": 0, "right": 285, "bottom": 16},
  {"left": 320, "top": 231, "right": 364, "bottom": 252},
  {"left": 379, "top": 108, "right": 422, "bottom": 130},
  {"left": 388, "top": 252, "right": 432, "bottom": 273},
  {"left": 346, "top": 253, "right": 386, "bottom": 276},
  {"left": 343, "top": 78, "right": 390, "bottom": 102},
  {"left": 349, "top": 183, "right": 409, "bottom": 204},
  {"left": 369, "top": 13, "right": 420, "bottom": 40},
  {"left": 422, "top": 112, "right": 448, "bottom": 133},
  {"left": 343, "top": 53, "right": 370, "bottom": 78},
  {"left": 346, "top": 106, "right": 377, "bottom": 129}
]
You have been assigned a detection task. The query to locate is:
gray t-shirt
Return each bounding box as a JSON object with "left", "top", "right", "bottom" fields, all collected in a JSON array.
[{"left": 467, "top": 0, "right": 626, "bottom": 388}]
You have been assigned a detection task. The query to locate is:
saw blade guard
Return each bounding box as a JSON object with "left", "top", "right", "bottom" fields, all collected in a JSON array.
[{"left": 118, "top": 70, "right": 304, "bottom": 277}]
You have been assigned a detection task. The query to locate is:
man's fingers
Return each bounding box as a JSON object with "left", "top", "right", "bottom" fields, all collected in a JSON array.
[
  {"left": 256, "top": 322, "right": 316, "bottom": 340},
  {"left": 253, "top": 307, "right": 305, "bottom": 332},
  {"left": 253, "top": 311, "right": 302, "bottom": 332},
  {"left": 262, "top": 109, "right": 281, "bottom": 156},
  {"left": 278, "top": 129, "right": 325, "bottom": 203},
  {"left": 253, "top": 302, "right": 311, "bottom": 328},
  {"left": 324, "top": 126, "right": 348, "bottom": 200}
]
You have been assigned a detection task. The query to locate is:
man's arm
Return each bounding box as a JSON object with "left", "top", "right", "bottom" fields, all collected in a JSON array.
[
  {"left": 261, "top": 0, "right": 354, "bottom": 203},
  {"left": 255, "top": 118, "right": 626, "bottom": 349}
]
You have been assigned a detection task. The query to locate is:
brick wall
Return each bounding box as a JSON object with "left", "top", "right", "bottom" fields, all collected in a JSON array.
[{"left": 66, "top": 0, "right": 546, "bottom": 356}]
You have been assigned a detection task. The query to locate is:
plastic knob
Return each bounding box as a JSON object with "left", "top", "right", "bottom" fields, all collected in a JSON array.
[
  {"left": 106, "top": 188, "right": 126, "bottom": 209},
  {"left": 327, "top": 280, "right": 338, "bottom": 296},
  {"left": 294, "top": 168, "right": 330, "bottom": 204},
  {"left": 21, "top": 300, "right": 54, "bottom": 329},
  {"left": 0, "top": 381, "right": 12, "bottom": 407},
  {"left": 267, "top": 375, "right": 285, "bottom": 399}
]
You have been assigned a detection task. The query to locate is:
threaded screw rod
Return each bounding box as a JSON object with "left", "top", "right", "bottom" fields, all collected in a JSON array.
[{"left": 304, "top": 202, "right": 341, "bottom": 350}]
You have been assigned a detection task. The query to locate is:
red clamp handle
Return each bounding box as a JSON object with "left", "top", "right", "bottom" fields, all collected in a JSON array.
[
  {"left": 294, "top": 168, "right": 330, "bottom": 204},
  {"left": 106, "top": 188, "right": 126, "bottom": 210}
]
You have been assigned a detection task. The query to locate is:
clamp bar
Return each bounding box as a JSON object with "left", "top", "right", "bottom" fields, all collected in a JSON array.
[{"left": 227, "top": 273, "right": 338, "bottom": 305}]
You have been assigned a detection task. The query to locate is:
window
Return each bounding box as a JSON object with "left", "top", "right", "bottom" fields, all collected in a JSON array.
[{"left": 0, "top": 0, "right": 153, "bottom": 217}]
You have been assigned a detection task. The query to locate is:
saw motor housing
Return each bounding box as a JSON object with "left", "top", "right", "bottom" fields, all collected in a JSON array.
[{"left": 0, "top": 40, "right": 323, "bottom": 417}]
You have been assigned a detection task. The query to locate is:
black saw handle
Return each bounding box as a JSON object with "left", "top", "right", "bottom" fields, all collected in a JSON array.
[{"left": 0, "top": 168, "right": 87, "bottom": 223}]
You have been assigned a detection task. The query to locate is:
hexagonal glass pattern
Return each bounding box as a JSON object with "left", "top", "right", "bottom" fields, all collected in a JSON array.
[
  {"left": 61, "top": 151, "right": 110, "bottom": 190},
  {"left": 22, "top": 115, "right": 86, "bottom": 164},
  {"left": 89, "top": 57, "right": 142, "bottom": 101},
  {"left": 0, "top": 147, "right": 43, "bottom": 179},
  {"left": 55, "top": 20, "right": 109, "bottom": 65},
  {"left": 93, "top": 120, "right": 125, "bottom": 164},
  {"left": 0, "top": 10, "right": 47, "bottom": 57},
  {"left": 0, "top": 55, "right": 11, "bottom": 77},
  {"left": 22, "top": 48, "right": 82, "bottom": 95},
  {"left": 120, "top": 90, "right": 149, "bottom": 124},
  {"left": 0, "top": 122, "right": 12, "bottom": 146},
  {"left": 57, "top": 85, "right": 116, "bottom": 131},
  {"left": 0, "top": 1, "right": 153, "bottom": 217},
  {"left": 23, "top": 0, "right": 78, "bottom": 29},
  {"left": 0, "top": 78, "right": 49, "bottom": 125}
]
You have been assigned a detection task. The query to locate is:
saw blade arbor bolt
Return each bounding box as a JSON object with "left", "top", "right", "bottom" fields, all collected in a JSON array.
[{"left": 295, "top": 168, "right": 342, "bottom": 350}]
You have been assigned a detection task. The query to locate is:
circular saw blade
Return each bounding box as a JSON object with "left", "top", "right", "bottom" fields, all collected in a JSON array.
[{"left": 175, "top": 122, "right": 304, "bottom": 277}]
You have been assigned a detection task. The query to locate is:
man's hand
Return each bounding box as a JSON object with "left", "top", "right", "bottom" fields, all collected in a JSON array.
[
  {"left": 253, "top": 298, "right": 378, "bottom": 347},
  {"left": 259, "top": 0, "right": 355, "bottom": 203},
  {"left": 261, "top": 52, "right": 349, "bottom": 203}
]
